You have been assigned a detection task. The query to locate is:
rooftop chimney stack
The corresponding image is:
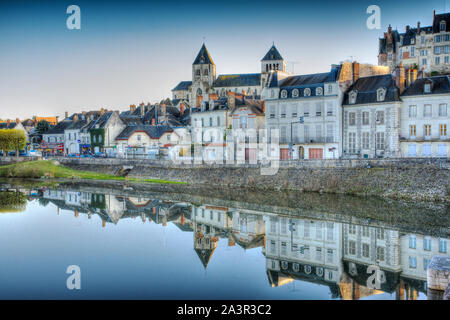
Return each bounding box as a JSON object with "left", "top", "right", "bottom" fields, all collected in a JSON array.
[
  {"left": 73, "top": 114, "right": 78, "bottom": 123},
  {"left": 352, "top": 61, "right": 360, "bottom": 83},
  {"left": 16, "top": 118, "right": 20, "bottom": 124},
  {"left": 417, "top": 21, "right": 421, "bottom": 33},
  {"left": 65, "top": 111, "right": 68, "bottom": 119}
]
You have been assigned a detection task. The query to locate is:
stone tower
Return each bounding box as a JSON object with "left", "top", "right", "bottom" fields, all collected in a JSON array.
[
  {"left": 261, "top": 44, "right": 286, "bottom": 88},
  {"left": 191, "top": 44, "right": 216, "bottom": 108}
]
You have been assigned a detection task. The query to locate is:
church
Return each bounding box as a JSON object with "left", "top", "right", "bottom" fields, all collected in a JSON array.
[{"left": 171, "top": 44, "right": 289, "bottom": 108}]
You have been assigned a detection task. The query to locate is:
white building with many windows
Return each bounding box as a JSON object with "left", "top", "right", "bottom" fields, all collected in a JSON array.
[{"left": 400, "top": 76, "right": 450, "bottom": 157}]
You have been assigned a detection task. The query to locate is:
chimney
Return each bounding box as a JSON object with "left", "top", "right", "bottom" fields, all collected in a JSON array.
[
  {"left": 388, "top": 24, "right": 392, "bottom": 34},
  {"left": 413, "top": 69, "right": 418, "bottom": 83},
  {"left": 227, "top": 92, "right": 236, "bottom": 110},
  {"left": 73, "top": 114, "right": 78, "bottom": 123},
  {"left": 7, "top": 119, "right": 11, "bottom": 126},
  {"left": 262, "top": 101, "right": 265, "bottom": 113},
  {"left": 152, "top": 118, "right": 156, "bottom": 125},
  {"left": 100, "top": 108, "right": 105, "bottom": 115},
  {"left": 180, "top": 103, "right": 185, "bottom": 115},
  {"left": 16, "top": 118, "right": 20, "bottom": 124},
  {"left": 417, "top": 21, "right": 421, "bottom": 33},
  {"left": 130, "top": 104, "right": 136, "bottom": 113},
  {"left": 161, "top": 103, "right": 166, "bottom": 116},
  {"left": 65, "top": 111, "right": 68, "bottom": 119},
  {"left": 406, "top": 25, "right": 409, "bottom": 32},
  {"left": 352, "top": 61, "right": 360, "bottom": 83},
  {"left": 395, "top": 63, "right": 405, "bottom": 93}
]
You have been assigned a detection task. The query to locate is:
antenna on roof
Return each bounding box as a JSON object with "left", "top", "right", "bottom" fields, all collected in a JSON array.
[
  {"left": 202, "top": 36, "right": 206, "bottom": 44},
  {"left": 287, "top": 61, "right": 299, "bottom": 74}
]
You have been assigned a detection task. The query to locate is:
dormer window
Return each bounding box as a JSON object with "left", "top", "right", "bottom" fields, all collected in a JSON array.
[
  {"left": 316, "top": 87, "right": 323, "bottom": 96},
  {"left": 376, "top": 88, "right": 386, "bottom": 102},
  {"left": 349, "top": 90, "right": 357, "bottom": 104},
  {"left": 292, "top": 89, "right": 299, "bottom": 98},
  {"left": 440, "top": 21, "right": 446, "bottom": 32},
  {"left": 280, "top": 90, "right": 288, "bottom": 98},
  {"left": 304, "top": 88, "right": 311, "bottom": 97},
  {"left": 424, "top": 83, "right": 431, "bottom": 93}
]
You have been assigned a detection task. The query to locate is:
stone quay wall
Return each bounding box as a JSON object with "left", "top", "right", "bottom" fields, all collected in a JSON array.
[{"left": 56, "top": 157, "right": 450, "bottom": 202}]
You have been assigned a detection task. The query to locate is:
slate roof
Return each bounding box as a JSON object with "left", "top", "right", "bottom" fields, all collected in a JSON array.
[
  {"left": 401, "top": 75, "right": 450, "bottom": 96},
  {"left": 213, "top": 73, "right": 261, "bottom": 87},
  {"left": 115, "top": 125, "right": 173, "bottom": 140},
  {"left": 193, "top": 44, "right": 214, "bottom": 65},
  {"left": 378, "top": 30, "right": 400, "bottom": 54},
  {"left": 399, "top": 26, "right": 433, "bottom": 47},
  {"left": 279, "top": 71, "right": 339, "bottom": 87},
  {"left": 230, "top": 98, "right": 265, "bottom": 115},
  {"left": 172, "top": 81, "right": 192, "bottom": 91},
  {"left": 0, "top": 122, "right": 20, "bottom": 129},
  {"left": 44, "top": 120, "right": 73, "bottom": 135},
  {"left": 261, "top": 45, "right": 284, "bottom": 61},
  {"left": 433, "top": 13, "right": 450, "bottom": 32},
  {"left": 343, "top": 74, "right": 401, "bottom": 105}
]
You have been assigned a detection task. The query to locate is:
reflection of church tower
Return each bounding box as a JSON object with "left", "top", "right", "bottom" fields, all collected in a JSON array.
[
  {"left": 260, "top": 44, "right": 286, "bottom": 87},
  {"left": 193, "top": 222, "right": 218, "bottom": 269},
  {"left": 191, "top": 44, "right": 216, "bottom": 108}
]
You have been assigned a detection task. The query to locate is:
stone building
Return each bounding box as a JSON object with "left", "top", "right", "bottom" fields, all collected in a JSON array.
[
  {"left": 399, "top": 75, "right": 450, "bottom": 157},
  {"left": 342, "top": 74, "right": 402, "bottom": 158},
  {"left": 379, "top": 10, "right": 450, "bottom": 76}
]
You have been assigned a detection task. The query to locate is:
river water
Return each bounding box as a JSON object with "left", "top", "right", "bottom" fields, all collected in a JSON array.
[{"left": 0, "top": 180, "right": 448, "bottom": 300}]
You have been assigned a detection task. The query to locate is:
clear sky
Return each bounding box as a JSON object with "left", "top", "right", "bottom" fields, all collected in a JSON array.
[{"left": 0, "top": 0, "right": 449, "bottom": 119}]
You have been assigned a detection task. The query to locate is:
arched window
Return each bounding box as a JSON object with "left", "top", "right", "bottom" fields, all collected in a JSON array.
[
  {"left": 204, "top": 69, "right": 208, "bottom": 75},
  {"left": 304, "top": 88, "right": 311, "bottom": 97},
  {"left": 316, "top": 87, "right": 323, "bottom": 96},
  {"left": 281, "top": 90, "right": 288, "bottom": 98},
  {"left": 376, "top": 88, "right": 386, "bottom": 101},
  {"left": 292, "top": 89, "right": 299, "bottom": 98},
  {"left": 195, "top": 69, "right": 200, "bottom": 76}
]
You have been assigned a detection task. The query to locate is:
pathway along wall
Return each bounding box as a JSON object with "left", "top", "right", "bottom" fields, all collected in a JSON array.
[{"left": 57, "top": 158, "right": 450, "bottom": 202}]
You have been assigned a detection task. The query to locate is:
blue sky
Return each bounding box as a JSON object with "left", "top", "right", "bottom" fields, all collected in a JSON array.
[{"left": 0, "top": 0, "right": 449, "bottom": 119}]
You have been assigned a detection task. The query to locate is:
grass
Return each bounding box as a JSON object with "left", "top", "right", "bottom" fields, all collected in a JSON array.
[{"left": 0, "top": 160, "right": 186, "bottom": 185}]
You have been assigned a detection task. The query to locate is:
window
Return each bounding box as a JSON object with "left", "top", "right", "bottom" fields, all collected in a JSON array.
[
  {"left": 304, "top": 88, "right": 311, "bottom": 96},
  {"left": 362, "top": 243, "right": 370, "bottom": 258},
  {"left": 349, "top": 241, "right": 356, "bottom": 255},
  {"left": 280, "top": 105, "right": 286, "bottom": 118},
  {"left": 292, "top": 89, "right": 299, "bottom": 98},
  {"left": 270, "top": 240, "right": 276, "bottom": 254},
  {"left": 376, "top": 132, "right": 385, "bottom": 150},
  {"left": 377, "top": 88, "right": 386, "bottom": 101},
  {"left": 435, "top": 46, "right": 441, "bottom": 54},
  {"left": 424, "top": 237, "right": 431, "bottom": 251},
  {"left": 327, "top": 84, "right": 333, "bottom": 94},
  {"left": 326, "top": 124, "right": 334, "bottom": 142},
  {"left": 304, "top": 104, "right": 310, "bottom": 117},
  {"left": 281, "top": 90, "right": 288, "bottom": 98},
  {"left": 316, "top": 247, "right": 322, "bottom": 261},
  {"left": 196, "top": 69, "right": 200, "bottom": 76},
  {"left": 209, "top": 117, "right": 212, "bottom": 127},
  {"left": 409, "top": 105, "right": 417, "bottom": 118},
  {"left": 377, "top": 247, "right": 385, "bottom": 261},
  {"left": 316, "top": 87, "right": 323, "bottom": 96},
  {"left": 440, "top": 124, "right": 447, "bottom": 137},
  {"left": 349, "top": 91, "right": 357, "bottom": 104},
  {"left": 422, "top": 58, "right": 427, "bottom": 65},
  {"left": 304, "top": 125, "right": 309, "bottom": 142},
  {"left": 424, "top": 258, "right": 431, "bottom": 270},
  {"left": 362, "top": 226, "right": 369, "bottom": 237},
  {"left": 281, "top": 242, "right": 287, "bottom": 255},
  {"left": 411, "top": 46, "right": 415, "bottom": 57},
  {"left": 424, "top": 84, "right": 431, "bottom": 93},
  {"left": 440, "top": 21, "right": 446, "bottom": 31},
  {"left": 315, "top": 102, "right": 322, "bottom": 116},
  {"left": 327, "top": 249, "right": 334, "bottom": 263},
  {"left": 421, "top": 36, "right": 425, "bottom": 44},
  {"left": 280, "top": 126, "right": 287, "bottom": 142},
  {"left": 446, "top": 46, "right": 450, "bottom": 54},
  {"left": 376, "top": 228, "right": 385, "bottom": 240},
  {"left": 349, "top": 112, "right": 356, "bottom": 126},
  {"left": 446, "top": 34, "right": 450, "bottom": 41},
  {"left": 291, "top": 104, "right": 298, "bottom": 118},
  {"left": 376, "top": 111, "right": 385, "bottom": 124},
  {"left": 440, "top": 239, "right": 447, "bottom": 253},
  {"left": 217, "top": 116, "right": 220, "bottom": 126},
  {"left": 424, "top": 104, "right": 432, "bottom": 117},
  {"left": 436, "top": 57, "right": 441, "bottom": 65},
  {"left": 424, "top": 124, "right": 431, "bottom": 137},
  {"left": 436, "top": 35, "right": 442, "bottom": 42},
  {"left": 447, "top": 56, "right": 450, "bottom": 64},
  {"left": 348, "top": 132, "right": 356, "bottom": 153},
  {"left": 409, "top": 124, "right": 416, "bottom": 138},
  {"left": 315, "top": 222, "right": 323, "bottom": 240},
  {"left": 362, "top": 132, "right": 370, "bottom": 149},
  {"left": 269, "top": 106, "right": 275, "bottom": 119},
  {"left": 420, "top": 49, "right": 427, "bottom": 56},
  {"left": 349, "top": 225, "right": 356, "bottom": 234},
  {"left": 409, "top": 235, "right": 416, "bottom": 249},
  {"left": 326, "top": 102, "right": 334, "bottom": 116},
  {"left": 362, "top": 111, "right": 369, "bottom": 125},
  {"left": 137, "top": 135, "right": 141, "bottom": 141},
  {"left": 409, "top": 256, "right": 417, "bottom": 268},
  {"left": 304, "top": 221, "right": 310, "bottom": 238},
  {"left": 439, "top": 104, "right": 448, "bottom": 116}
]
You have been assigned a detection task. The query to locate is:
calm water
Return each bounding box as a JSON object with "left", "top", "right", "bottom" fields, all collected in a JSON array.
[{"left": 0, "top": 181, "right": 448, "bottom": 300}]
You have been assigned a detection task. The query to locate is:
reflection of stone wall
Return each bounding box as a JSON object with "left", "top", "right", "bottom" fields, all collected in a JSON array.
[{"left": 58, "top": 158, "right": 450, "bottom": 202}]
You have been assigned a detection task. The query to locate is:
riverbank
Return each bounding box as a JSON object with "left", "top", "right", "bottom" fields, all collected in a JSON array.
[{"left": 0, "top": 160, "right": 186, "bottom": 185}]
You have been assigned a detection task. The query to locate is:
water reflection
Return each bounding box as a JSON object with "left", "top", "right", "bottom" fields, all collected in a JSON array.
[{"left": 0, "top": 183, "right": 448, "bottom": 300}]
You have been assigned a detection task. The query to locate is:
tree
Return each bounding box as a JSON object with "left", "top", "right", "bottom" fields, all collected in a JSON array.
[
  {"left": 36, "top": 120, "right": 51, "bottom": 135},
  {"left": 0, "top": 129, "right": 26, "bottom": 157},
  {"left": 160, "top": 98, "right": 172, "bottom": 106}
]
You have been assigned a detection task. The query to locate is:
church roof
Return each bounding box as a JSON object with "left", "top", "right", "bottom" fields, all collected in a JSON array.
[
  {"left": 261, "top": 45, "right": 284, "bottom": 61},
  {"left": 172, "top": 81, "right": 192, "bottom": 91},
  {"left": 213, "top": 73, "right": 261, "bottom": 87},
  {"left": 194, "top": 247, "right": 216, "bottom": 269},
  {"left": 193, "top": 44, "right": 215, "bottom": 65}
]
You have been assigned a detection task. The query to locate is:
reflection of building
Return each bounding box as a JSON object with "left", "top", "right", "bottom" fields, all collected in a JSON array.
[
  {"left": 230, "top": 210, "right": 265, "bottom": 249},
  {"left": 263, "top": 215, "right": 344, "bottom": 297}
]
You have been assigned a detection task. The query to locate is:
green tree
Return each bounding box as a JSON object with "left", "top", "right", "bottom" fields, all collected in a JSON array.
[
  {"left": 0, "top": 129, "right": 26, "bottom": 157},
  {"left": 36, "top": 120, "right": 51, "bottom": 135}
]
